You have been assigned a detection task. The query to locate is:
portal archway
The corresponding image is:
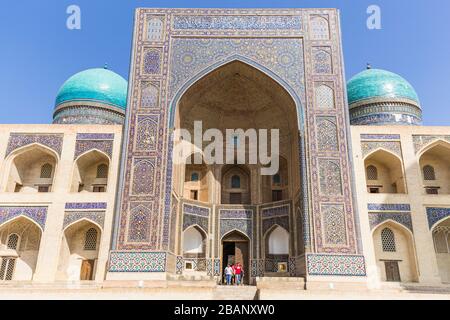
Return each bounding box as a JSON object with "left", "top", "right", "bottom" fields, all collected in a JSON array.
[{"left": 221, "top": 230, "right": 250, "bottom": 284}]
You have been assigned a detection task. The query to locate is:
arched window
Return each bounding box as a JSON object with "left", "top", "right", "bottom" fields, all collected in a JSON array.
[
  {"left": 191, "top": 172, "right": 199, "bottom": 182},
  {"left": 40, "top": 163, "right": 53, "bottom": 178},
  {"left": 84, "top": 228, "right": 98, "bottom": 251},
  {"left": 366, "top": 165, "right": 378, "bottom": 181},
  {"left": 96, "top": 164, "right": 109, "bottom": 179},
  {"left": 423, "top": 165, "right": 436, "bottom": 181},
  {"left": 381, "top": 228, "right": 396, "bottom": 252},
  {"left": 231, "top": 175, "right": 241, "bottom": 189},
  {"left": 6, "top": 234, "right": 19, "bottom": 250},
  {"left": 273, "top": 174, "right": 281, "bottom": 185}
]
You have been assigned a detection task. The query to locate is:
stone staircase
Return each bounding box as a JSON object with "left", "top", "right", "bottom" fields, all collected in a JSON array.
[{"left": 213, "top": 285, "right": 258, "bottom": 300}]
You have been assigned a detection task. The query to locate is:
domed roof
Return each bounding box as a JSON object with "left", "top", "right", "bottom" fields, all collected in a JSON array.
[
  {"left": 347, "top": 68, "right": 420, "bottom": 106},
  {"left": 55, "top": 68, "right": 128, "bottom": 110}
]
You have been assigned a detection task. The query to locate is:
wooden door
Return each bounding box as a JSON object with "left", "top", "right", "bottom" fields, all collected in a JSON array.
[
  {"left": 385, "top": 261, "right": 401, "bottom": 282},
  {"left": 235, "top": 242, "right": 249, "bottom": 284},
  {"left": 80, "top": 260, "right": 95, "bottom": 280}
]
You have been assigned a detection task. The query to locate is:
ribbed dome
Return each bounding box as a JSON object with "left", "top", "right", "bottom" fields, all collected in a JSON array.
[
  {"left": 55, "top": 68, "right": 128, "bottom": 110},
  {"left": 347, "top": 69, "right": 420, "bottom": 106}
]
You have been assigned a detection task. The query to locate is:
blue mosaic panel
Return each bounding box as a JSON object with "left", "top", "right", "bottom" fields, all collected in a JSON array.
[
  {"left": 183, "top": 204, "right": 210, "bottom": 217},
  {"left": 369, "top": 212, "right": 413, "bottom": 232},
  {"left": 261, "top": 205, "right": 290, "bottom": 218},
  {"left": 128, "top": 204, "right": 152, "bottom": 243},
  {"left": 307, "top": 254, "right": 366, "bottom": 276},
  {"left": 63, "top": 211, "right": 105, "bottom": 230},
  {"left": 74, "top": 138, "right": 114, "bottom": 159},
  {"left": 426, "top": 207, "right": 450, "bottom": 229},
  {"left": 173, "top": 15, "right": 302, "bottom": 30},
  {"left": 109, "top": 251, "right": 166, "bottom": 272},
  {"left": 262, "top": 216, "right": 289, "bottom": 236},
  {"left": 220, "top": 209, "right": 253, "bottom": 219},
  {"left": 76, "top": 133, "right": 115, "bottom": 140},
  {"left": 65, "top": 203, "right": 107, "bottom": 210},
  {"left": 6, "top": 134, "right": 63, "bottom": 157},
  {"left": 368, "top": 204, "right": 410, "bottom": 212},
  {"left": 360, "top": 134, "right": 400, "bottom": 141},
  {"left": 0, "top": 207, "right": 47, "bottom": 230}
]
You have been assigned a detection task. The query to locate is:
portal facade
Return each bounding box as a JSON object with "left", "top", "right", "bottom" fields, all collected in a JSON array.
[{"left": 107, "top": 8, "right": 365, "bottom": 283}]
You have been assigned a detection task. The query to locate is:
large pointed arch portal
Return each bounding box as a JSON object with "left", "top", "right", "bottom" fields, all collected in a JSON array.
[{"left": 108, "top": 8, "right": 364, "bottom": 282}]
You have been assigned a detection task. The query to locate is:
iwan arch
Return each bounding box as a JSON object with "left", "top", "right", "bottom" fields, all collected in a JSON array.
[{"left": 0, "top": 8, "right": 449, "bottom": 297}]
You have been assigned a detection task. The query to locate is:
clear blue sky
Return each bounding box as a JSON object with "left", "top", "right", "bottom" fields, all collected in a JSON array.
[{"left": 1, "top": 0, "right": 449, "bottom": 125}]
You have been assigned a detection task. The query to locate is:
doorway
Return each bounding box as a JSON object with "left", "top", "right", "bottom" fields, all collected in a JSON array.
[
  {"left": 80, "top": 259, "right": 95, "bottom": 280},
  {"left": 384, "top": 261, "right": 401, "bottom": 282},
  {"left": 221, "top": 231, "right": 250, "bottom": 285}
]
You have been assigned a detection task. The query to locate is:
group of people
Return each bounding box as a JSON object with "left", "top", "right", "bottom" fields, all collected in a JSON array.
[{"left": 223, "top": 262, "right": 244, "bottom": 285}]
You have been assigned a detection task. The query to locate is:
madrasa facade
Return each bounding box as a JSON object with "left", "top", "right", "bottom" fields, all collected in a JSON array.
[{"left": 0, "top": 8, "right": 449, "bottom": 292}]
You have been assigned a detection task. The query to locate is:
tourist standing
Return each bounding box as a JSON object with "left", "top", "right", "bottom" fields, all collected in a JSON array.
[
  {"left": 224, "top": 264, "right": 233, "bottom": 285},
  {"left": 234, "top": 263, "right": 242, "bottom": 285}
]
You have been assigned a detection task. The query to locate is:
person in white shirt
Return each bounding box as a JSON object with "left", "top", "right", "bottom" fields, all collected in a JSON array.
[{"left": 224, "top": 264, "right": 233, "bottom": 285}]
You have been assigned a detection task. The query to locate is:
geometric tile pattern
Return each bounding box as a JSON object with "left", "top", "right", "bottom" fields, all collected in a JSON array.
[
  {"left": 5, "top": 133, "right": 64, "bottom": 157},
  {"left": 74, "top": 139, "right": 114, "bottom": 159},
  {"left": 368, "top": 203, "right": 411, "bottom": 212},
  {"left": 108, "top": 251, "right": 166, "bottom": 272},
  {"left": 321, "top": 204, "right": 347, "bottom": 245},
  {"left": 369, "top": 212, "right": 413, "bottom": 232},
  {"left": 65, "top": 203, "right": 108, "bottom": 210},
  {"left": 307, "top": 254, "right": 366, "bottom": 276},
  {"left": 316, "top": 116, "right": 338, "bottom": 151},
  {"left": 0, "top": 206, "right": 48, "bottom": 230},
  {"left": 318, "top": 159, "right": 342, "bottom": 196},
  {"left": 426, "top": 207, "right": 450, "bottom": 230},
  {"left": 173, "top": 15, "right": 302, "bottom": 30},
  {"left": 176, "top": 256, "right": 184, "bottom": 274},
  {"left": 63, "top": 211, "right": 105, "bottom": 230},
  {"left": 360, "top": 134, "right": 400, "bottom": 141},
  {"left": 413, "top": 135, "right": 450, "bottom": 154},
  {"left": 361, "top": 141, "right": 402, "bottom": 158}
]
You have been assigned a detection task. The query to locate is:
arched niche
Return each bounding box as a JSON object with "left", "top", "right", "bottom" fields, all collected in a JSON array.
[
  {"left": 266, "top": 225, "right": 290, "bottom": 255},
  {"left": 364, "top": 149, "right": 406, "bottom": 194},
  {"left": 57, "top": 220, "right": 102, "bottom": 281},
  {"left": 432, "top": 217, "right": 450, "bottom": 283},
  {"left": 71, "top": 150, "right": 110, "bottom": 193},
  {"left": 372, "top": 221, "right": 418, "bottom": 283},
  {"left": 5, "top": 145, "right": 57, "bottom": 193},
  {"left": 419, "top": 141, "right": 450, "bottom": 195},
  {"left": 0, "top": 217, "right": 42, "bottom": 281}
]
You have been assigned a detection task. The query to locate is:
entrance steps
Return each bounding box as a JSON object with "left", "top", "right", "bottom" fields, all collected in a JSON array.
[
  {"left": 213, "top": 285, "right": 258, "bottom": 300},
  {"left": 256, "top": 277, "right": 306, "bottom": 290}
]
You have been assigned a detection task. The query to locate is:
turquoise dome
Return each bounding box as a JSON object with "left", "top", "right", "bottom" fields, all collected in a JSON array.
[
  {"left": 347, "top": 69, "right": 420, "bottom": 106},
  {"left": 55, "top": 68, "right": 128, "bottom": 110}
]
